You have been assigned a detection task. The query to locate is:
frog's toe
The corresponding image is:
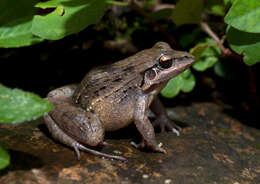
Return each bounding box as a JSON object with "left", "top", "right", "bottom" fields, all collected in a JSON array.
[
  {"left": 73, "top": 143, "right": 81, "bottom": 160},
  {"left": 131, "top": 140, "right": 167, "bottom": 154},
  {"left": 151, "top": 143, "right": 167, "bottom": 154},
  {"left": 152, "top": 115, "right": 181, "bottom": 136},
  {"left": 167, "top": 124, "right": 181, "bottom": 136},
  {"left": 156, "top": 146, "right": 167, "bottom": 154},
  {"left": 171, "top": 128, "right": 181, "bottom": 136},
  {"left": 130, "top": 140, "right": 145, "bottom": 149}
]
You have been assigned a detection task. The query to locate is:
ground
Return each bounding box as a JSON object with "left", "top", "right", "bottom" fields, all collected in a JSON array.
[{"left": 0, "top": 102, "right": 259, "bottom": 184}]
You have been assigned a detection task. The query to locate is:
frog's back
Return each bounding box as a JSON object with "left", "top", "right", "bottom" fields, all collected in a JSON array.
[
  {"left": 72, "top": 59, "right": 139, "bottom": 109},
  {"left": 72, "top": 46, "right": 162, "bottom": 109}
]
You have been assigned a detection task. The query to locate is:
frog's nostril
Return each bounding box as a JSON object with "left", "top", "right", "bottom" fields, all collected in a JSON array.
[{"left": 183, "top": 55, "right": 195, "bottom": 60}]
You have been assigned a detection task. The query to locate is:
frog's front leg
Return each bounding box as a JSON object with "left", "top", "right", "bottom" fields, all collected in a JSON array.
[
  {"left": 133, "top": 95, "right": 166, "bottom": 153},
  {"left": 150, "top": 97, "right": 181, "bottom": 136},
  {"left": 44, "top": 85, "right": 126, "bottom": 161}
]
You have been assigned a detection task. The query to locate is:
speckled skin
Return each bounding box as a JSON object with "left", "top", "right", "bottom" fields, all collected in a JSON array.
[{"left": 44, "top": 42, "right": 195, "bottom": 161}]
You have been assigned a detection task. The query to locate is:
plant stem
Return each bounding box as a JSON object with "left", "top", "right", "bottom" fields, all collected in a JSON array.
[{"left": 200, "top": 22, "right": 242, "bottom": 62}]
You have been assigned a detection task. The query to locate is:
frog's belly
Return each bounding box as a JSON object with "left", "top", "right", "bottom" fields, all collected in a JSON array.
[{"left": 93, "top": 98, "right": 135, "bottom": 131}]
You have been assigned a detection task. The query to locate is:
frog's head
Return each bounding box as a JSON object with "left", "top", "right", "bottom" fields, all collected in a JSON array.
[{"left": 141, "top": 42, "right": 195, "bottom": 91}]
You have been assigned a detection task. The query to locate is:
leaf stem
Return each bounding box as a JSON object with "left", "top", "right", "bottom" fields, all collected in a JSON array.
[{"left": 200, "top": 22, "right": 242, "bottom": 62}]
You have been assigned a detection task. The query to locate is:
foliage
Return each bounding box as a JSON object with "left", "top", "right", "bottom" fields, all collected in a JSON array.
[
  {"left": 0, "top": 84, "right": 52, "bottom": 169},
  {"left": 0, "top": 144, "right": 10, "bottom": 170},
  {"left": 191, "top": 39, "right": 221, "bottom": 72},
  {"left": 0, "top": 0, "right": 43, "bottom": 47},
  {"left": 32, "top": 0, "right": 107, "bottom": 40},
  {"left": 224, "top": 0, "right": 260, "bottom": 65},
  {"left": 0, "top": 84, "right": 52, "bottom": 124},
  {"left": 172, "top": 0, "right": 203, "bottom": 26},
  {"left": 224, "top": 0, "right": 260, "bottom": 33},
  {"left": 0, "top": 0, "right": 108, "bottom": 47},
  {"left": 161, "top": 69, "right": 195, "bottom": 98},
  {"left": 160, "top": 0, "right": 259, "bottom": 97}
]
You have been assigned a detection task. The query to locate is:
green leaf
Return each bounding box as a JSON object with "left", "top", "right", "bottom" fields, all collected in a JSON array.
[
  {"left": 172, "top": 0, "right": 204, "bottom": 26},
  {"left": 226, "top": 26, "right": 260, "bottom": 65},
  {"left": 210, "top": 5, "right": 225, "bottom": 16},
  {"left": 151, "top": 8, "right": 173, "bottom": 21},
  {"left": 205, "top": 0, "right": 226, "bottom": 16},
  {"left": 224, "top": 0, "right": 234, "bottom": 5},
  {"left": 180, "top": 69, "right": 196, "bottom": 92},
  {"left": 0, "top": 0, "right": 43, "bottom": 47},
  {"left": 0, "top": 84, "right": 52, "bottom": 124},
  {"left": 191, "top": 39, "right": 221, "bottom": 71},
  {"left": 0, "top": 0, "right": 36, "bottom": 26},
  {"left": 190, "top": 42, "right": 209, "bottom": 60},
  {"left": 193, "top": 56, "right": 219, "bottom": 71},
  {"left": 0, "top": 18, "right": 44, "bottom": 48},
  {"left": 161, "top": 69, "right": 196, "bottom": 98},
  {"left": 161, "top": 75, "right": 182, "bottom": 98},
  {"left": 0, "top": 145, "right": 10, "bottom": 170},
  {"left": 224, "top": 0, "right": 260, "bottom": 33},
  {"left": 31, "top": 0, "right": 108, "bottom": 40}
]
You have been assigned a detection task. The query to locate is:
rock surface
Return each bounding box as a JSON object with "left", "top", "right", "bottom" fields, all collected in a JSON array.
[{"left": 0, "top": 102, "right": 259, "bottom": 184}]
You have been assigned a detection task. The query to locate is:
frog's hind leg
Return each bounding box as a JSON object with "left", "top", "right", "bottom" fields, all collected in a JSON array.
[
  {"left": 44, "top": 85, "right": 126, "bottom": 161},
  {"left": 44, "top": 114, "right": 126, "bottom": 161}
]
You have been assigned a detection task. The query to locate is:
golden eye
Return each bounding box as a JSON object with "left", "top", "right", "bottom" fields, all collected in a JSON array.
[{"left": 158, "top": 55, "right": 172, "bottom": 69}]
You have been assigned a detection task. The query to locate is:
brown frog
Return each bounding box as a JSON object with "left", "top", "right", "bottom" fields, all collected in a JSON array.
[{"left": 44, "top": 42, "right": 195, "bottom": 161}]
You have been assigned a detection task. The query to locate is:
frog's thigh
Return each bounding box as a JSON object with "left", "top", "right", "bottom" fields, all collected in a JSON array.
[
  {"left": 46, "top": 102, "right": 105, "bottom": 147},
  {"left": 44, "top": 113, "right": 83, "bottom": 153}
]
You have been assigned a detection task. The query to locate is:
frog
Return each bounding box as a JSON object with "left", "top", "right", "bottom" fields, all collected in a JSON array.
[{"left": 43, "top": 42, "right": 195, "bottom": 161}]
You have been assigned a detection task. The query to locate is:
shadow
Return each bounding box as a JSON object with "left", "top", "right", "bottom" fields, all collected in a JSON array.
[
  {"left": 38, "top": 123, "right": 53, "bottom": 140},
  {"left": 0, "top": 150, "right": 43, "bottom": 176},
  {"left": 105, "top": 123, "right": 139, "bottom": 140},
  {"left": 223, "top": 106, "right": 260, "bottom": 129}
]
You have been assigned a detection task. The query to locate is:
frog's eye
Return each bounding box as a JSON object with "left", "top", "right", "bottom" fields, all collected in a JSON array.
[{"left": 158, "top": 55, "right": 172, "bottom": 69}]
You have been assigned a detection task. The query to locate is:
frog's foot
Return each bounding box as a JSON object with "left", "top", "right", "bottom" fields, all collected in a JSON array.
[
  {"left": 130, "top": 139, "right": 167, "bottom": 154},
  {"left": 152, "top": 115, "right": 182, "bottom": 136},
  {"left": 44, "top": 114, "right": 126, "bottom": 162}
]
